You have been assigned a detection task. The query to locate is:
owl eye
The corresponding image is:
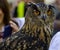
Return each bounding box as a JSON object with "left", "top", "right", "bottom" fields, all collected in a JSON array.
[
  {"left": 47, "top": 9, "right": 52, "bottom": 16},
  {"left": 33, "top": 9, "right": 41, "bottom": 16}
]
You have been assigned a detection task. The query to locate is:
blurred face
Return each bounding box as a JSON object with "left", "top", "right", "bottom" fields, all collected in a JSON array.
[
  {"left": 0, "top": 9, "right": 4, "bottom": 24},
  {"left": 56, "top": 0, "right": 60, "bottom": 5}
]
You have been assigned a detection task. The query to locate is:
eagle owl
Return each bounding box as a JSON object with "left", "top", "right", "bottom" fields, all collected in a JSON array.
[{"left": 0, "top": 2, "right": 56, "bottom": 50}]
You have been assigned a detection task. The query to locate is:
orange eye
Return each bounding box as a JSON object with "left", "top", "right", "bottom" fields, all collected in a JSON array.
[
  {"left": 33, "top": 10, "right": 40, "bottom": 16},
  {"left": 47, "top": 10, "right": 52, "bottom": 16}
]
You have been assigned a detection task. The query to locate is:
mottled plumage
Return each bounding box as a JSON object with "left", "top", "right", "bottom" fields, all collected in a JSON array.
[{"left": 0, "top": 2, "right": 56, "bottom": 50}]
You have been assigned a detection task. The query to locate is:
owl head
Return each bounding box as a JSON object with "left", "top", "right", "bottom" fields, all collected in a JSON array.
[{"left": 25, "top": 2, "right": 56, "bottom": 25}]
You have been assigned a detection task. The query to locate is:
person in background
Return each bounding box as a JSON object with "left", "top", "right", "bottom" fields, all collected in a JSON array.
[
  {"left": 12, "top": 0, "right": 31, "bottom": 29},
  {"left": 51, "top": 0, "right": 60, "bottom": 37},
  {"left": 0, "top": 0, "right": 19, "bottom": 42},
  {"left": 49, "top": 13, "right": 60, "bottom": 50},
  {"left": 53, "top": 0, "right": 60, "bottom": 14}
]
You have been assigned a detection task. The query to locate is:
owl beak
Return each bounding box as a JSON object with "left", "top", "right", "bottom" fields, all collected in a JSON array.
[{"left": 42, "top": 15, "right": 46, "bottom": 21}]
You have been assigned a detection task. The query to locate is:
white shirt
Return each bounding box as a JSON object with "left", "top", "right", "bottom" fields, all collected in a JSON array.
[
  {"left": 49, "top": 31, "right": 60, "bottom": 50},
  {"left": 14, "top": 18, "right": 25, "bottom": 29}
]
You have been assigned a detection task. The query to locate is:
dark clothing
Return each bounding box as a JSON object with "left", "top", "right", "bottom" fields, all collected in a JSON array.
[
  {"left": 52, "top": 13, "right": 60, "bottom": 37},
  {"left": 56, "top": 12, "right": 60, "bottom": 20},
  {"left": 3, "top": 25, "right": 12, "bottom": 39},
  {"left": 13, "top": 7, "right": 17, "bottom": 17},
  {"left": 0, "top": 25, "right": 12, "bottom": 39},
  {"left": 51, "top": 5, "right": 60, "bottom": 37}
]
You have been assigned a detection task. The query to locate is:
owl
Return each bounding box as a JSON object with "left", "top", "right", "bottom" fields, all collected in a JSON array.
[{"left": 0, "top": 2, "right": 56, "bottom": 50}]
